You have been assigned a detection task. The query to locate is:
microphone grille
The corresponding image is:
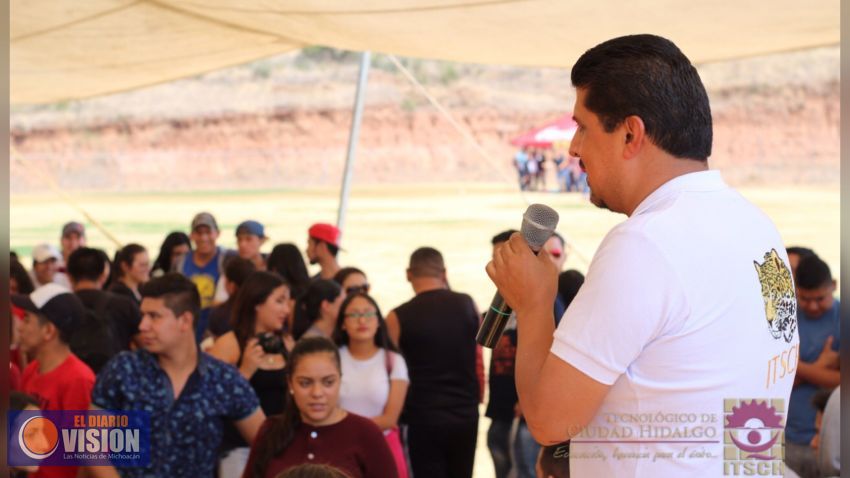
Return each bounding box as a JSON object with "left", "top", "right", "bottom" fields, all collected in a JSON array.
[{"left": 521, "top": 204, "right": 559, "bottom": 250}]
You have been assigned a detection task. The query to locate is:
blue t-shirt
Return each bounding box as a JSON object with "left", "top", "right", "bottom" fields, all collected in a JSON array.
[
  {"left": 786, "top": 299, "right": 840, "bottom": 445},
  {"left": 180, "top": 248, "right": 223, "bottom": 340},
  {"left": 91, "top": 350, "right": 260, "bottom": 477}
]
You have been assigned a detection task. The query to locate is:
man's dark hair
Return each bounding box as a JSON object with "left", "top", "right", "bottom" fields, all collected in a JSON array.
[
  {"left": 558, "top": 269, "right": 585, "bottom": 309},
  {"left": 491, "top": 229, "right": 518, "bottom": 245},
  {"left": 571, "top": 34, "right": 712, "bottom": 161},
  {"left": 225, "top": 257, "right": 257, "bottom": 288},
  {"left": 67, "top": 247, "right": 108, "bottom": 283},
  {"left": 795, "top": 255, "right": 832, "bottom": 290},
  {"left": 140, "top": 273, "right": 201, "bottom": 325},
  {"left": 786, "top": 246, "right": 815, "bottom": 259},
  {"left": 10, "top": 391, "right": 40, "bottom": 411},
  {"left": 408, "top": 247, "right": 446, "bottom": 278}
]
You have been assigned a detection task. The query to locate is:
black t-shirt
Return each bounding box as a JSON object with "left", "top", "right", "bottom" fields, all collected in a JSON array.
[
  {"left": 108, "top": 281, "right": 140, "bottom": 306},
  {"left": 395, "top": 288, "right": 480, "bottom": 425},
  {"left": 485, "top": 325, "right": 518, "bottom": 422},
  {"left": 75, "top": 289, "right": 141, "bottom": 353}
]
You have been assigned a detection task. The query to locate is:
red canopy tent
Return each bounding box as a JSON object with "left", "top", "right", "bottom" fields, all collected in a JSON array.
[{"left": 509, "top": 114, "right": 577, "bottom": 148}]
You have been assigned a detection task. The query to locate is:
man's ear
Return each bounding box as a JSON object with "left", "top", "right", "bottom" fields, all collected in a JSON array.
[
  {"left": 406, "top": 269, "right": 412, "bottom": 283},
  {"left": 179, "top": 311, "right": 195, "bottom": 332},
  {"left": 42, "top": 320, "right": 59, "bottom": 342},
  {"left": 622, "top": 115, "right": 646, "bottom": 158},
  {"left": 99, "top": 267, "right": 111, "bottom": 287}
]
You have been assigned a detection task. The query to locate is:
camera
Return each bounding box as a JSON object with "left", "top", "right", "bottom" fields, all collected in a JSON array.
[{"left": 255, "top": 332, "right": 284, "bottom": 355}]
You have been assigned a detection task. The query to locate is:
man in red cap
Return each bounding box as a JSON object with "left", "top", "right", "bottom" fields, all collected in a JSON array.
[{"left": 306, "top": 223, "right": 342, "bottom": 280}]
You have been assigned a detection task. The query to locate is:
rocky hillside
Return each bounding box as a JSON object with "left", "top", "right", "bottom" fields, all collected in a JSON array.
[{"left": 10, "top": 47, "right": 839, "bottom": 193}]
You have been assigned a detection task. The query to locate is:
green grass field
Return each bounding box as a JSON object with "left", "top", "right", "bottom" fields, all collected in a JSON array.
[
  {"left": 10, "top": 182, "right": 840, "bottom": 476},
  {"left": 11, "top": 183, "right": 840, "bottom": 310}
]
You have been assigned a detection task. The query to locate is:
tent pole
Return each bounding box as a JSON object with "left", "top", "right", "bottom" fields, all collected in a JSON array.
[{"left": 336, "top": 50, "right": 371, "bottom": 238}]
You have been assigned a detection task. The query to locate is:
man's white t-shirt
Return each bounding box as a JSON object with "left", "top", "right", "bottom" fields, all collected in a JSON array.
[
  {"left": 551, "top": 171, "right": 799, "bottom": 477},
  {"left": 339, "top": 346, "right": 409, "bottom": 420}
]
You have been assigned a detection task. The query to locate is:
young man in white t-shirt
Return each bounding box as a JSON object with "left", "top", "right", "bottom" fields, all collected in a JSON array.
[{"left": 487, "top": 34, "right": 799, "bottom": 478}]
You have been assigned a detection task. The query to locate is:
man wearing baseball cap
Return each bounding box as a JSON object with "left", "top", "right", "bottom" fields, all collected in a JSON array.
[
  {"left": 174, "top": 212, "right": 236, "bottom": 341},
  {"left": 29, "top": 243, "right": 72, "bottom": 289},
  {"left": 235, "top": 219, "right": 268, "bottom": 271},
  {"left": 60, "top": 221, "right": 86, "bottom": 268},
  {"left": 12, "top": 284, "right": 95, "bottom": 478},
  {"left": 208, "top": 220, "right": 268, "bottom": 322},
  {"left": 307, "top": 223, "right": 342, "bottom": 280}
]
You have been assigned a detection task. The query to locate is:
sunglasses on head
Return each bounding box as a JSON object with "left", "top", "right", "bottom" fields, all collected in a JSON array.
[{"left": 345, "top": 284, "right": 370, "bottom": 295}]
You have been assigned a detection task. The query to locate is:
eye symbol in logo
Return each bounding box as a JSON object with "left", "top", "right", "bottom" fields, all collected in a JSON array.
[
  {"left": 19, "top": 416, "right": 60, "bottom": 459},
  {"left": 725, "top": 400, "right": 784, "bottom": 460}
]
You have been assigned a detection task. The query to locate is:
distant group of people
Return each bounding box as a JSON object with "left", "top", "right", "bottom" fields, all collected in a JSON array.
[
  {"left": 9, "top": 213, "right": 509, "bottom": 478},
  {"left": 512, "top": 148, "right": 588, "bottom": 193}
]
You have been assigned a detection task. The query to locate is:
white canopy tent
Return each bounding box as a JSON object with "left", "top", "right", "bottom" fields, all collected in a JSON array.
[
  {"left": 11, "top": 0, "right": 839, "bottom": 105},
  {"left": 10, "top": 0, "right": 840, "bottom": 241}
]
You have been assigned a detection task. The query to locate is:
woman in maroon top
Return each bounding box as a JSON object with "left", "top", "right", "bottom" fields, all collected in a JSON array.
[{"left": 243, "top": 336, "right": 397, "bottom": 478}]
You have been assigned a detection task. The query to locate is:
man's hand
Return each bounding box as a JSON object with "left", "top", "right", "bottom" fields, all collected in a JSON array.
[
  {"left": 486, "top": 233, "right": 559, "bottom": 318},
  {"left": 795, "top": 336, "right": 840, "bottom": 388},
  {"left": 814, "top": 336, "right": 839, "bottom": 369}
]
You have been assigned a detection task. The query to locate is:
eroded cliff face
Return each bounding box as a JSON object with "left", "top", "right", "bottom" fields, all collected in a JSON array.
[{"left": 10, "top": 49, "right": 839, "bottom": 193}]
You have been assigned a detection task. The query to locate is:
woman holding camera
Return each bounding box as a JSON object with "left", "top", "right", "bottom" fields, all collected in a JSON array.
[{"left": 209, "top": 270, "right": 292, "bottom": 478}]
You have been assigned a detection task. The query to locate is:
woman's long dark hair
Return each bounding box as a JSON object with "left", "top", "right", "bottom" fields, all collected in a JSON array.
[
  {"left": 267, "top": 243, "right": 310, "bottom": 300},
  {"left": 251, "top": 337, "right": 341, "bottom": 478},
  {"left": 152, "top": 232, "right": 191, "bottom": 274},
  {"left": 231, "top": 271, "right": 289, "bottom": 357},
  {"left": 292, "top": 279, "right": 341, "bottom": 340},
  {"left": 332, "top": 292, "right": 398, "bottom": 353}
]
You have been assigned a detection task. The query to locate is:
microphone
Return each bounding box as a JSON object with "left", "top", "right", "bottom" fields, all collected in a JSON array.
[{"left": 477, "top": 203, "right": 559, "bottom": 348}]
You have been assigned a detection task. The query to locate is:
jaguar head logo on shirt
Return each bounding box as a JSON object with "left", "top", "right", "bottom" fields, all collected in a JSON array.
[{"left": 753, "top": 249, "right": 797, "bottom": 343}]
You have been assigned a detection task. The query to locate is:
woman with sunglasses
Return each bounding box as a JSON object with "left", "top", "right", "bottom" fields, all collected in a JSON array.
[
  {"left": 334, "top": 292, "right": 409, "bottom": 478},
  {"left": 333, "top": 267, "right": 370, "bottom": 296}
]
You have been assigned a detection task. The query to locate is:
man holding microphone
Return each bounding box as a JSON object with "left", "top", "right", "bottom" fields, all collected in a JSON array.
[{"left": 487, "top": 34, "right": 798, "bottom": 477}]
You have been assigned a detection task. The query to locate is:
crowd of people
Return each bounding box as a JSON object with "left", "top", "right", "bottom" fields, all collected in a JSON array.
[
  {"left": 512, "top": 148, "right": 588, "bottom": 193},
  {"left": 8, "top": 213, "right": 576, "bottom": 478},
  {"left": 7, "top": 210, "right": 840, "bottom": 478}
]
